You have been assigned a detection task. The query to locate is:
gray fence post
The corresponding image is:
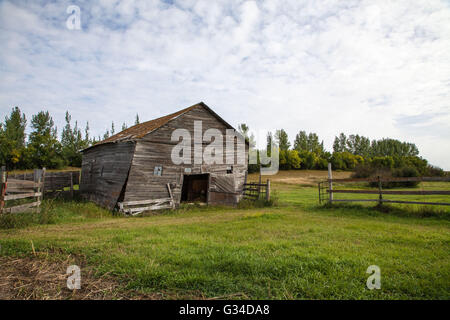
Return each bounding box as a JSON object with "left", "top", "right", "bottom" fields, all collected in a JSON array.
[
  {"left": 258, "top": 174, "right": 262, "bottom": 199},
  {"left": 0, "top": 166, "right": 6, "bottom": 213},
  {"left": 41, "top": 168, "right": 46, "bottom": 200},
  {"left": 328, "top": 163, "right": 333, "bottom": 203},
  {"left": 70, "top": 172, "right": 74, "bottom": 199},
  {"left": 33, "top": 169, "right": 42, "bottom": 211},
  {"left": 378, "top": 175, "right": 382, "bottom": 206}
]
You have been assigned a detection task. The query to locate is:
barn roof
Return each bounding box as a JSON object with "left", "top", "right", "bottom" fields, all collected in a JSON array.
[{"left": 83, "top": 102, "right": 244, "bottom": 151}]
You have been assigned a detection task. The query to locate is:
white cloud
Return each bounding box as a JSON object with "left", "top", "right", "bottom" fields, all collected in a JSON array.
[{"left": 0, "top": 0, "right": 449, "bottom": 168}]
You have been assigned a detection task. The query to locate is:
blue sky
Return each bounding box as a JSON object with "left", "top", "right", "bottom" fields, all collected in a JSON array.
[{"left": 1, "top": 0, "right": 449, "bottom": 169}]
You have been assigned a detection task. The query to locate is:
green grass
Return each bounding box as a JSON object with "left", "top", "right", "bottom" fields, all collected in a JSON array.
[
  {"left": 0, "top": 199, "right": 113, "bottom": 229},
  {"left": 0, "top": 176, "right": 449, "bottom": 299}
]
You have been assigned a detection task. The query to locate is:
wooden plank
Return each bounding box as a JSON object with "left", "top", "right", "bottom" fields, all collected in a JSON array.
[
  {"left": 124, "top": 202, "right": 173, "bottom": 214},
  {"left": 0, "top": 166, "right": 6, "bottom": 213},
  {"left": 329, "top": 190, "right": 450, "bottom": 195},
  {"left": 120, "top": 197, "right": 172, "bottom": 206},
  {"left": 244, "top": 194, "right": 259, "bottom": 198},
  {"left": 6, "top": 188, "right": 36, "bottom": 194},
  {"left": 5, "top": 201, "right": 41, "bottom": 213},
  {"left": 331, "top": 199, "right": 379, "bottom": 203},
  {"left": 243, "top": 187, "right": 260, "bottom": 191},
  {"left": 70, "top": 172, "right": 74, "bottom": 199},
  {"left": 34, "top": 168, "right": 42, "bottom": 205},
  {"left": 6, "top": 179, "right": 40, "bottom": 188},
  {"left": 41, "top": 168, "right": 46, "bottom": 200},
  {"left": 328, "top": 163, "right": 333, "bottom": 203},
  {"left": 3, "top": 192, "right": 42, "bottom": 201},
  {"left": 258, "top": 174, "right": 262, "bottom": 198},
  {"left": 244, "top": 183, "right": 268, "bottom": 186},
  {"left": 166, "top": 183, "right": 175, "bottom": 209}
]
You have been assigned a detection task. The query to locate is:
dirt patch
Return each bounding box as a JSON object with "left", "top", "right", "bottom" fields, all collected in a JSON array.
[
  {"left": 0, "top": 253, "right": 242, "bottom": 300},
  {"left": 248, "top": 170, "right": 352, "bottom": 186},
  {"left": 0, "top": 254, "right": 128, "bottom": 299},
  {"left": 0, "top": 251, "right": 183, "bottom": 300}
]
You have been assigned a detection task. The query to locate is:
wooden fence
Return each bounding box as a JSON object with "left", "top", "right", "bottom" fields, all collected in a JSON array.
[
  {"left": 243, "top": 176, "right": 271, "bottom": 201},
  {"left": 319, "top": 163, "right": 450, "bottom": 206},
  {"left": 0, "top": 167, "right": 44, "bottom": 214},
  {"left": 0, "top": 168, "right": 82, "bottom": 214},
  {"left": 8, "top": 170, "right": 80, "bottom": 197}
]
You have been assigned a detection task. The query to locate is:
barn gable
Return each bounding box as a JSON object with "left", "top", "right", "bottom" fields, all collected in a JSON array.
[{"left": 84, "top": 102, "right": 244, "bottom": 150}]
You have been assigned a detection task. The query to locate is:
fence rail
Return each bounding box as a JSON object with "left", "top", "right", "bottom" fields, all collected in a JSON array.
[
  {"left": 319, "top": 163, "right": 450, "bottom": 207},
  {"left": 329, "top": 176, "right": 450, "bottom": 183}
]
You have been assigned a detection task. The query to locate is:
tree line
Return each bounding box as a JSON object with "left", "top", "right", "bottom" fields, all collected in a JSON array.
[
  {"left": 0, "top": 107, "right": 444, "bottom": 176},
  {"left": 237, "top": 124, "right": 444, "bottom": 176},
  {"left": 0, "top": 107, "right": 140, "bottom": 170}
]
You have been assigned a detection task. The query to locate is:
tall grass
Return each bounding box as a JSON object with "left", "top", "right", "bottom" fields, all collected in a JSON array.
[{"left": 0, "top": 199, "right": 113, "bottom": 229}]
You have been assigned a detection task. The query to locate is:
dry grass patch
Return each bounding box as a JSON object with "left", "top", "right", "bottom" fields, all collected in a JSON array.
[
  {"left": 0, "top": 253, "right": 249, "bottom": 300},
  {"left": 0, "top": 253, "right": 129, "bottom": 300},
  {"left": 248, "top": 170, "right": 352, "bottom": 186}
]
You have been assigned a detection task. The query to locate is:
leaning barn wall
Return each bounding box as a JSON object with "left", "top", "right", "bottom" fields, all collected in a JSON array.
[{"left": 80, "top": 141, "right": 135, "bottom": 210}]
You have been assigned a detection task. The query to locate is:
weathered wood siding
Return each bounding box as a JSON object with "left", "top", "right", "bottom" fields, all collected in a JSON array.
[
  {"left": 80, "top": 142, "right": 135, "bottom": 210},
  {"left": 124, "top": 106, "right": 248, "bottom": 206}
]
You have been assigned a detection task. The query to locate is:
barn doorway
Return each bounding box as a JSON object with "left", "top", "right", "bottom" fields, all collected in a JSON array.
[{"left": 181, "top": 174, "right": 209, "bottom": 203}]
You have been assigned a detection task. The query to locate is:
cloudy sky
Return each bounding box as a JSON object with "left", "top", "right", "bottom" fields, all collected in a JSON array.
[{"left": 1, "top": 0, "right": 449, "bottom": 169}]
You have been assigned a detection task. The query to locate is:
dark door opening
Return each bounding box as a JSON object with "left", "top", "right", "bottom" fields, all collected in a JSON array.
[{"left": 181, "top": 174, "right": 209, "bottom": 203}]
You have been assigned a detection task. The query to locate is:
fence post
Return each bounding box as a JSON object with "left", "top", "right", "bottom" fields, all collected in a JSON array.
[
  {"left": 258, "top": 174, "right": 262, "bottom": 200},
  {"left": 41, "top": 168, "right": 46, "bottom": 200},
  {"left": 266, "top": 179, "right": 270, "bottom": 201},
  {"left": 70, "top": 172, "right": 74, "bottom": 199},
  {"left": 328, "top": 163, "right": 333, "bottom": 203},
  {"left": 378, "top": 175, "right": 382, "bottom": 206},
  {"left": 0, "top": 166, "right": 6, "bottom": 213},
  {"left": 34, "top": 169, "right": 42, "bottom": 211}
]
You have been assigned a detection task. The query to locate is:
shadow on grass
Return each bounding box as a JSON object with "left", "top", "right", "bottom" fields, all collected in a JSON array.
[{"left": 315, "top": 202, "right": 450, "bottom": 220}]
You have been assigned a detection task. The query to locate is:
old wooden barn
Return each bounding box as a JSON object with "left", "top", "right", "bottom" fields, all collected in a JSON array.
[{"left": 80, "top": 102, "right": 248, "bottom": 213}]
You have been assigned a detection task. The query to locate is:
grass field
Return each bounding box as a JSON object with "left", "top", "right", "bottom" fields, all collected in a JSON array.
[{"left": 0, "top": 170, "right": 449, "bottom": 299}]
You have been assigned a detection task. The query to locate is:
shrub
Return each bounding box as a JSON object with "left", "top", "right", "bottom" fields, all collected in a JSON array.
[
  {"left": 369, "top": 156, "right": 394, "bottom": 169},
  {"left": 316, "top": 158, "right": 328, "bottom": 170},
  {"left": 352, "top": 164, "right": 376, "bottom": 178},
  {"left": 389, "top": 166, "right": 420, "bottom": 188},
  {"left": 353, "top": 164, "right": 420, "bottom": 188},
  {"left": 425, "top": 165, "right": 445, "bottom": 177}
]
